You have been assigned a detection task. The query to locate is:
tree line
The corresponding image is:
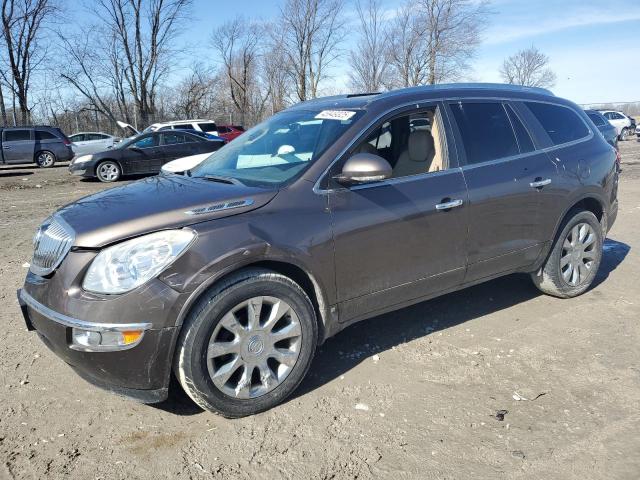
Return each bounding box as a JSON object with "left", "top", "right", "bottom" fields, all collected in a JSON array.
[{"left": 0, "top": 0, "right": 560, "bottom": 135}]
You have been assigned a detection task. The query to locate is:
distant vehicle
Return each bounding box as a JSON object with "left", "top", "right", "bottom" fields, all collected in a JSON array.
[
  {"left": 216, "top": 124, "right": 245, "bottom": 142},
  {"left": 636, "top": 124, "right": 640, "bottom": 139},
  {"left": 585, "top": 110, "right": 618, "bottom": 148},
  {"left": 0, "top": 126, "right": 74, "bottom": 167},
  {"left": 171, "top": 129, "right": 226, "bottom": 144},
  {"left": 599, "top": 110, "right": 633, "bottom": 140},
  {"left": 161, "top": 152, "right": 213, "bottom": 175},
  {"left": 143, "top": 119, "right": 219, "bottom": 136},
  {"left": 68, "top": 130, "right": 224, "bottom": 182},
  {"left": 69, "top": 132, "right": 120, "bottom": 156}
]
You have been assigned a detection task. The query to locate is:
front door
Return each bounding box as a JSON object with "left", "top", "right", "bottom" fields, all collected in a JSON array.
[
  {"left": 446, "top": 100, "right": 559, "bottom": 282},
  {"left": 124, "top": 134, "right": 162, "bottom": 174},
  {"left": 2, "top": 129, "right": 35, "bottom": 164},
  {"left": 328, "top": 104, "right": 469, "bottom": 322}
]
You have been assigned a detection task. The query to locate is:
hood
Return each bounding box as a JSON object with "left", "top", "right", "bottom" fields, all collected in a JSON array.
[
  {"left": 116, "top": 120, "right": 140, "bottom": 136},
  {"left": 57, "top": 175, "right": 278, "bottom": 247},
  {"left": 161, "top": 153, "right": 210, "bottom": 173}
]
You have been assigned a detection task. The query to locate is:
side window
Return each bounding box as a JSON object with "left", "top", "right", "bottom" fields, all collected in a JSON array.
[
  {"left": 69, "top": 134, "right": 85, "bottom": 142},
  {"left": 603, "top": 112, "right": 613, "bottom": 120},
  {"left": 35, "top": 130, "right": 58, "bottom": 141},
  {"left": 86, "top": 133, "right": 104, "bottom": 141},
  {"left": 586, "top": 112, "right": 605, "bottom": 127},
  {"left": 449, "top": 102, "right": 519, "bottom": 164},
  {"left": 351, "top": 105, "right": 448, "bottom": 179},
  {"left": 524, "top": 102, "right": 589, "bottom": 145},
  {"left": 133, "top": 135, "right": 159, "bottom": 148},
  {"left": 172, "top": 124, "right": 192, "bottom": 130},
  {"left": 505, "top": 104, "right": 534, "bottom": 153},
  {"left": 163, "top": 133, "right": 187, "bottom": 145},
  {"left": 198, "top": 122, "right": 217, "bottom": 132},
  {"left": 217, "top": 126, "right": 230, "bottom": 134},
  {"left": 611, "top": 112, "right": 624, "bottom": 120},
  {"left": 4, "top": 129, "right": 31, "bottom": 142}
]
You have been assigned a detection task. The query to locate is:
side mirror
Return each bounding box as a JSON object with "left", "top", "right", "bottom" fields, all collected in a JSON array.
[{"left": 333, "top": 153, "right": 392, "bottom": 186}]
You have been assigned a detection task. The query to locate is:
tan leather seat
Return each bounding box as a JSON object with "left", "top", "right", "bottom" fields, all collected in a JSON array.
[{"left": 393, "top": 130, "right": 434, "bottom": 178}]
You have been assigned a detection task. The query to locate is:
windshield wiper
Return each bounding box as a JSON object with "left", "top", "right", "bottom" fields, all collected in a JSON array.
[{"left": 201, "top": 175, "right": 241, "bottom": 185}]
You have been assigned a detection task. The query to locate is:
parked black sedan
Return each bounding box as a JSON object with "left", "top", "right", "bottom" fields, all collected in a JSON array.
[{"left": 69, "top": 130, "right": 225, "bottom": 182}]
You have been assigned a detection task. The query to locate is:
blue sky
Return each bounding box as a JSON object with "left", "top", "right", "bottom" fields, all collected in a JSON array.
[{"left": 154, "top": 0, "right": 640, "bottom": 104}]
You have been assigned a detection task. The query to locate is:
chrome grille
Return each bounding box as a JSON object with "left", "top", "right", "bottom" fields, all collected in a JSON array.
[{"left": 30, "top": 216, "right": 75, "bottom": 276}]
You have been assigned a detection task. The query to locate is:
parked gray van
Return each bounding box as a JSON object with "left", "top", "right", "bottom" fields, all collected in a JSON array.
[
  {"left": 0, "top": 126, "right": 74, "bottom": 167},
  {"left": 18, "top": 84, "right": 619, "bottom": 417}
]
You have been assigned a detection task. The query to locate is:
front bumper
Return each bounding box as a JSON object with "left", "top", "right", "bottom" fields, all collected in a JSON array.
[
  {"left": 18, "top": 283, "right": 180, "bottom": 403},
  {"left": 68, "top": 161, "right": 91, "bottom": 177}
]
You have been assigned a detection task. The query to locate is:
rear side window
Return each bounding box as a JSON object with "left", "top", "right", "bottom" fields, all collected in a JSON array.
[
  {"left": 586, "top": 112, "right": 606, "bottom": 127},
  {"left": 449, "top": 102, "right": 519, "bottom": 165},
  {"left": 198, "top": 122, "right": 217, "bottom": 131},
  {"left": 172, "top": 124, "right": 193, "bottom": 130},
  {"left": 4, "top": 129, "right": 31, "bottom": 141},
  {"left": 35, "top": 130, "right": 58, "bottom": 140},
  {"left": 87, "top": 133, "right": 107, "bottom": 140},
  {"left": 69, "top": 134, "right": 85, "bottom": 142},
  {"left": 505, "top": 105, "right": 534, "bottom": 153},
  {"left": 524, "top": 102, "right": 589, "bottom": 145},
  {"left": 163, "top": 133, "right": 188, "bottom": 145}
]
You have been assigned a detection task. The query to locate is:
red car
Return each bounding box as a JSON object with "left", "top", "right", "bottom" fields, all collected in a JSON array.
[{"left": 216, "top": 125, "right": 245, "bottom": 142}]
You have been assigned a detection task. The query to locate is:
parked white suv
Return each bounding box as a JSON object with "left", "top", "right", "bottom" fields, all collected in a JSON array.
[
  {"left": 599, "top": 110, "right": 632, "bottom": 140},
  {"left": 142, "top": 119, "right": 219, "bottom": 136}
]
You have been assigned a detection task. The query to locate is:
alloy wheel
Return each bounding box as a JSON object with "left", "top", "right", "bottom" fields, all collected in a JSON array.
[
  {"left": 560, "top": 222, "right": 597, "bottom": 286},
  {"left": 97, "top": 162, "right": 119, "bottom": 181},
  {"left": 37, "top": 152, "right": 54, "bottom": 167},
  {"left": 206, "top": 296, "right": 302, "bottom": 399}
]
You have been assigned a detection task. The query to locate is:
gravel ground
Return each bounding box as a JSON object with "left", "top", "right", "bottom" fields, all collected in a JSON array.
[{"left": 1, "top": 140, "right": 639, "bottom": 479}]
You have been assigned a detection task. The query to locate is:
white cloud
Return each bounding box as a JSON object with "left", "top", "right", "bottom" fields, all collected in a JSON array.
[{"left": 485, "top": 8, "right": 640, "bottom": 45}]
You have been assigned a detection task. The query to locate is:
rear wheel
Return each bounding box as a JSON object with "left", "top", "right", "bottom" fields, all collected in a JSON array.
[
  {"left": 174, "top": 269, "right": 318, "bottom": 418},
  {"left": 531, "top": 210, "right": 603, "bottom": 298},
  {"left": 35, "top": 151, "right": 56, "bottom": 168},
  {"left": 96, "top": 161, "right": 121, "bottom": 182},
  {"left": 619, "top": 128, "right": 629, "bottom": 141}
]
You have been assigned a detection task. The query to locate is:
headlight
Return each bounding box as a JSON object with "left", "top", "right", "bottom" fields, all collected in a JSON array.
[
  {"left": 74, "top": 154, "right": 93, "bottom": 164},
  {"left": 83, "top": 229, "right": 196, "bottom": 294}
]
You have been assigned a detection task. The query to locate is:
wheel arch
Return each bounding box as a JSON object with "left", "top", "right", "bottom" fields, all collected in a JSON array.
[
  {"left": 551, "top": 194, "right": 606, "bottom": 247},
  {"left": 175, "top": 259, "right": 330, "bottom": 344}
]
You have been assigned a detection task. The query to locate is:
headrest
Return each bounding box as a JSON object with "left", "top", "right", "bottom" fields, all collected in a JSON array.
[{"left": 408, "top": 130, "right": 434, "bottom": 162}]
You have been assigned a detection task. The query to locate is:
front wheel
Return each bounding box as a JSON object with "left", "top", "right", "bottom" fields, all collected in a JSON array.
[
  {"left": 174, "top": 269, "right": 318, "bottom": 417},
  {"left": 35, "top": 151, "right": 56, "bottom": 168},
  {"left": 531, "top": 210, "right": 603, "bottom": 298},
  {"left": 96, "top": 161, "right": 121, "bottom": 182}
]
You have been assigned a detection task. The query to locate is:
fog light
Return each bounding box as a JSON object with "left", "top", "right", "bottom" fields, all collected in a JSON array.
[{"left": 71, "top": 328, "right": 145, "bottom": 352}]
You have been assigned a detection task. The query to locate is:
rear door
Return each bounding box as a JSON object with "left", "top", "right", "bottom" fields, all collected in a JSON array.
[
  {"left": 2, "top": 129, "right": 35, "bottom": 164},
  {"left": 447, "top": 100, "right": 560, "bottom": 283},
  {"left": 160, "top": 132, "right": 200, "bottom": 166}
]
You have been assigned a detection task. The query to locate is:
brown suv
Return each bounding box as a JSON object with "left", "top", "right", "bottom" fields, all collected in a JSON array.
[{"left": 18, "top": 84, "right": 619, "bottom": 417}]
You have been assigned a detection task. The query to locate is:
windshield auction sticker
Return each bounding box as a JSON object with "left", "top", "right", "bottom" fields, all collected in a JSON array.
[{"left": 315, "top": 110, "right": 357, "bottom": 121}]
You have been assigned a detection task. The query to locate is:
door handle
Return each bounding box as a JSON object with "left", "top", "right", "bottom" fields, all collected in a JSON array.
[
  {"left": 530, "top": 178, "right": 551, "bottom": 189},
  {"left": 435, "top": 198, "right": 463, "bottom": 210},
  {"left": 3, "top": 146, "right": 10, "bottom": 149}
]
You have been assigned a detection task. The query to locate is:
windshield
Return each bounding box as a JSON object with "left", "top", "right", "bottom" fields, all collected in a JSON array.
[{"left": 190, "top": 109, "right": 364, "bottom": 187}]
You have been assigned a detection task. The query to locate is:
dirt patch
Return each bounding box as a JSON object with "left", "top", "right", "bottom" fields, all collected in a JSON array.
[{"left": 1, "top": 142, "right": 640, "bottom": 479}]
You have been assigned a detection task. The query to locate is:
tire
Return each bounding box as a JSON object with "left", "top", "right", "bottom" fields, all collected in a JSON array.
[
  {"left": 35, "top": 150, "right": 56, "bottom": 168},
  {"left": 619, "top": 128, "right": 629, "bottom": 141},
  {"left": 174, "top": 268, "right": 318, "bottom": 418},
  {"left": 95, "top": 160, "right": 121, "bottom": 182},
  {"left": 531, "top": 210, "right": 603, "bottom": 298}
]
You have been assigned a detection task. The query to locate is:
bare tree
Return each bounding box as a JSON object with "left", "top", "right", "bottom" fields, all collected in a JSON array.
[
  {"left": 172, "top": 63, "right": 217, "bottom": 118},
  {"left": 211, "top": 17, "right": 269, "bottom": 126},
  {"left": 348, "top": 0, "right": 388, "bottom": 92},
  {"left": 386, "top": 0, "right": 489, "bottom": 88},
  {"left": 421, "top": 0, "right": 490, "bottom": 85},
  {"left": 386, "top": 3, "right": 428, "bottom": 88},
  {"left": 500, "top": 46, "right": 556, "bottom": 89},
  {"left": 0, "top": 0, "right": 57, "bottom": 124},
  {"left": 279, "top": 0, "right": 346, "bottom": 101},
  {"left": 93, "top": 0, "right": 192, "bottom": 126}
]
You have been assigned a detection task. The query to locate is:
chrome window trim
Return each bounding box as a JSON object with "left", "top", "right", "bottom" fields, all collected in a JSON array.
[
  {"left": 312, "top": 96, "right": 593, "bottom": 194},
  {"left": 19, "top": 289, "right": 152, "bottom": 333}
]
